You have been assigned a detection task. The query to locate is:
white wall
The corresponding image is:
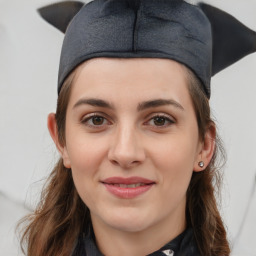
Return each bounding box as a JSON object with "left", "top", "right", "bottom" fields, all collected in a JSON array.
[{"left": 0, "top": 0, "right": 255, "bottom": 255}]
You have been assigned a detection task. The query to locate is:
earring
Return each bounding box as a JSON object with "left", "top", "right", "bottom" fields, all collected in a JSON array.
[{"left": 198, "top": 161, "right": 204, "bottom": 168}]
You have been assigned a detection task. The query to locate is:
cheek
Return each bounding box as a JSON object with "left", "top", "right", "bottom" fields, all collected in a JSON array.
[
  {"left": 150, "top": 133, "right": 198, "bottom": 191},
  {"left": 152, "top": 133, "right": 198, "bottom": 168},
  {"left": 69, "top": 142, "right": 105, "bottom": 210},
  {"left": 65, "top": 132, "right": 109, "bottom": 198},
  {"left": 65, "top": 129, "right": 108, "bottom": 171}
]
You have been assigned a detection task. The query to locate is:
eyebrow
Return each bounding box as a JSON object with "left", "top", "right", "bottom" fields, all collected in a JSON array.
[
  {"left": 137, "top": 99, "right": 184, "bottom": 111},
  {"left": 73, "top": 98, "right": 184, "bottom": 111},
  {"left": 73, "top": 98, "right": 114, "bottom": 109}
]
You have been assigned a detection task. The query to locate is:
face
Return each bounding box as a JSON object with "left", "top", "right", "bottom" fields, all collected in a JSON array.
[{"left": 56, "top": 58, "right": 205, "bottom": 234}]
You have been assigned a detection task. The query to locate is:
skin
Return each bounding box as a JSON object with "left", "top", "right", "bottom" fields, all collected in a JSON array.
[{"left": 48, "top": 58, "right": 215, "bottom": 256}]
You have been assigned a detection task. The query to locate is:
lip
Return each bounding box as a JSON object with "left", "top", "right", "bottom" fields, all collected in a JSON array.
[
  {"left": 102, "top": 176, "right": 155, "bottom": 184},
  {"left": 101, "top": 176, "right": 155, "bottom": 199}
]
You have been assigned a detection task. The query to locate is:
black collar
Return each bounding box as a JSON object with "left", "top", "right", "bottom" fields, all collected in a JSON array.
[{"left": 72, "top": 227, "right": 200, "bottom": 256}]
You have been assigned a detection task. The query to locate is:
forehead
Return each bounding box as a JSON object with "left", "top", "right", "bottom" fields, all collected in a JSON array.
[{"left": 70, "top": 58, "right": 191, "bottom": 103}]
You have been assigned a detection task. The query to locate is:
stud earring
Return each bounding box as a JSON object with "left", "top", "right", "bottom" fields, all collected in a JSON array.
[{"left": 198, "top": 161, "right": 204, "bottom": 168}]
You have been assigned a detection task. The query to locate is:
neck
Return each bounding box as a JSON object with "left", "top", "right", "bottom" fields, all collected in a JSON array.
[{"left": 91, "top": 212, "right": 186, "bottom": 256}]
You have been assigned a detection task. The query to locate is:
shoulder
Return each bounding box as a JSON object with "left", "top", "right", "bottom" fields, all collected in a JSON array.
[{"left": 176, "top": 228, "right": 200, "bottom": 256}]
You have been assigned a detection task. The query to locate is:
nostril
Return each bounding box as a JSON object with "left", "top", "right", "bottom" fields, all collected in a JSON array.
[
  {"left": 109, "top": 158, "right": 142, "bottom": 169},
  {"left": 110, "top": 159, "right": 119, "bottom": 166}
]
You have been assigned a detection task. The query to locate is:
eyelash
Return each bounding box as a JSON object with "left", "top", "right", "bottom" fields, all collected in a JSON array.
[
  {"left": 81, "top": 113, "right": 111, "bottom": 129},
  {"left": 145, "top": 114, "right": 175, "bottom": 128},
  {"left": 81, "top": 113, "right": 175, "bottom": 129}
]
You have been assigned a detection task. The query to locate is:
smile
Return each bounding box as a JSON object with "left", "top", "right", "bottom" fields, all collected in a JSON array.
[
  {"left": 101, "top": 177, "right": 155, "bottom": 199},
  {"left": 111, "top": 183, "right": 146, "bottom": 188}
]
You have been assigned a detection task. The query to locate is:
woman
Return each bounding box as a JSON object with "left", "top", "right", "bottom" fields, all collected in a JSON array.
[{"left": 20, "top": 0, "right": 256, "bottom": 255}]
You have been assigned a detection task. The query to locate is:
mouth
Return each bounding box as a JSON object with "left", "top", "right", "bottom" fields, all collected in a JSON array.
[
  {"left": 109, "top": 183, "right": 149, "bottom": 188},
  {"left": 101, "top": 176, "right": 156, "bottom": 199}
]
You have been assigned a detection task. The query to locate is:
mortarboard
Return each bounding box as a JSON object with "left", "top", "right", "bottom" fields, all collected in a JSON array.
[{"left": 38, "top": 0, "right": 256, "bottom": 98}]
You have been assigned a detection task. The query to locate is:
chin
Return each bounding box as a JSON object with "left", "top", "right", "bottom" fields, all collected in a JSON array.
[
  {"left": 102, "top": 209, "right": 154, "bottom": 233},
  {"left": 110, "top": 220, "right": 150, "bottom": 233}
]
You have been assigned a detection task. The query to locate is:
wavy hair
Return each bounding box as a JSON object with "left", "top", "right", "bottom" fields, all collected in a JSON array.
[
  {"left": 186, "top": 68, "right": 230, "bottom": 255},
  {"left": 18, "top": 64, "right": 230, "bottom": 256}
]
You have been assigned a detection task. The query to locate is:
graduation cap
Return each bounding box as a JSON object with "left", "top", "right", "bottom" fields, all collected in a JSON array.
[{"left": 38, "top": 0, "right": 256, "bottom": 98}]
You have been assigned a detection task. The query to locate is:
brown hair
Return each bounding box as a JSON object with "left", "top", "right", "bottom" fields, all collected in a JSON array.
[
  {"left": 18, "top": 63, "right": 230, "bottom": 256},
  {"left": 186, "top": 68, "right": 230, "bottom": 255},
  {"left": 18, "top": 72, "right": 91, "bottom": 256}
]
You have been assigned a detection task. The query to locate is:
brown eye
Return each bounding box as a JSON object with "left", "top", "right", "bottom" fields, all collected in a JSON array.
[
  {"left": 92, "top": 116, "right": 104, "bottom": 125},
  {"left": 82, "top": 114, "right": 109, "bottom": 128},
  {"left": 153, "top": 116, "right": 167, "bottom": 126},
  {"left": 146, "top": 114, "right": 175, "bottom": 128}
]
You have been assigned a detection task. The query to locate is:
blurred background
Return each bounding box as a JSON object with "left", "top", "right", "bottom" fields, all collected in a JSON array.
[{"left": 0, "top": 0, "right": 255, "bottom": 255}]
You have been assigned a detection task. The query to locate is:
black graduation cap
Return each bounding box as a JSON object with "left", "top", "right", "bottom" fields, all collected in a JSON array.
[
  {"left": 38, "top": 1, "right": 84, "bottom": 33},
  {"left": 38, "top": 0, "right": 256, "bottom": 98},
  {"left": 199, "top": 3, "right": 256, "bottom": 76}
]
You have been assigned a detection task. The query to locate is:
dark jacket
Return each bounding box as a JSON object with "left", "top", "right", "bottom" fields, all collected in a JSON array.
[{"left": 72, "top": 228, "right": 200, "bottom": 256}]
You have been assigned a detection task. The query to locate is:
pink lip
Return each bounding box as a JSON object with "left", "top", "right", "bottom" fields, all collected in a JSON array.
[{"left": 101, "top": 176, "right": 155, "bottom": 199}]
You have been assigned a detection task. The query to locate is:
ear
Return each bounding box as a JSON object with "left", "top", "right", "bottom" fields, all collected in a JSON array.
[
  {"left": 47, "top": 113, "right": 71, "bottom": 168},
  {"left": 193, "top": 123, "right": 216, "bottom": 172},
  {"left": 38, "top": 1, "right": 84, "bottom": 33}
]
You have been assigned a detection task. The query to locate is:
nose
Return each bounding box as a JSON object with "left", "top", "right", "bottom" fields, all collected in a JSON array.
[{"left": 108, "top": 124, "right": 146, "bottom": 169}]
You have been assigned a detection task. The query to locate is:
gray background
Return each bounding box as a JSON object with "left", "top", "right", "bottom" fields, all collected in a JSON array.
[{"left": 0, "top": 0, "right": 255, "bottom": 255}]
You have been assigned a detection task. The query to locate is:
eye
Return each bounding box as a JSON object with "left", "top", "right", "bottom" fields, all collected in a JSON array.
[
  {"left": 146, "top": 114, "right": 175, "bottom": 127},
  {"left": 90, "top": 116, "right": 105, "bottom": 125},
  {"left": 81, "top": 113, "right": 111, "bottom": 128}
]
